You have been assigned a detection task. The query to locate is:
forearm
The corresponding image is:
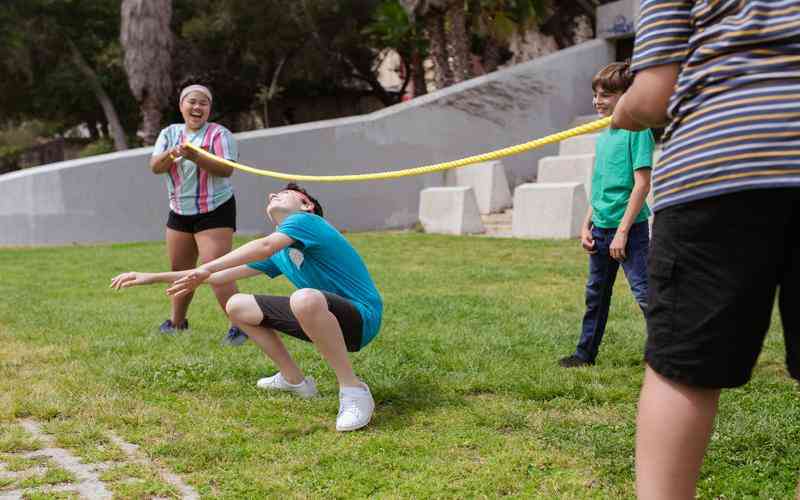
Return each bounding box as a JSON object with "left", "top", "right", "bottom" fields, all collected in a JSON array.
[
  {"left": 617, "top": 183, "right": 650, "bottom": 233},
  {"left": 148, "top": 270, "right": 193, "bottom": 283},
  {"left": 200, "top": 238, "right": 275, "bottom": 274},
  {"left": 206, "top": 265, "right": 261, "bottom": 286},
  {"left": 612, "top": 64, "right": 680, "bottom": 131},
  {"left": 192, "top": 152, "right": 234, "bottom": 177},
  {"left": 583, "top": 206, "right": 594, "bottom": 229},
  {"left": 150, "top": 150, "right": 175, "bottom": 174}
]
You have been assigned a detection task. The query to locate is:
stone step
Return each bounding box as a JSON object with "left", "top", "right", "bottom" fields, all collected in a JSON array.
[
  {"left": 559, "top": 133, "right": 599, "bottom": 156},
  {"left": 537, "top": 154, "right": 594, "bottom": 200},
  {"left": 480, "top": 209, "right": 513, "bottom": 238}
]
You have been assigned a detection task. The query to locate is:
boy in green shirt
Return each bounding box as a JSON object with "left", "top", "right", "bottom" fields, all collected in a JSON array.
[{"left": 559, "top": 62, "right": 654, "bottom": 368}]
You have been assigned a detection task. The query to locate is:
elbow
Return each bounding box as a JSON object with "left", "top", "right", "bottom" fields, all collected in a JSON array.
[
  {"left": 257, "top": 240, "right": 275, "bottom": 259},
  {"left": 625, "top": 94, "right": 670, "bottom": 129},
  {"left": 636, "top": 179, "right": 652, "bottom": 197},
  {"left": 628, "top": 108, "right": 669, "bottom": 129}
]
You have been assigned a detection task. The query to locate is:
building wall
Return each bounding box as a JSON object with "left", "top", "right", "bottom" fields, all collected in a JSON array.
[
  {"left": 597, "top": 0, "right": 639, "bottom": 40},
  {"left": 0, "top": 40, "right": 614, "bottom": 246}
]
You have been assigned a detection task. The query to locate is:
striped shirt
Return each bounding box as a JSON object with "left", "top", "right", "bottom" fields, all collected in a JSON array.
[
  {"left": 631, "top": 0, "right": 800, "bottom": 211},
  {"left": 152, "top": 123, "right": 238, "bottom": 215}
]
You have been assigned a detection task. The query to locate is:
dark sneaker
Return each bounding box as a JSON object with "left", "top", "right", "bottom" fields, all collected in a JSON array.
[
  {"left": 222, "top": 326, "right": 248, "bottom": 346},
  {"left": 558, "top": 354, "right": 594, "bottom": 368},
  {"left": 159, "top": 318, "right": 188, "bottom": 334}
]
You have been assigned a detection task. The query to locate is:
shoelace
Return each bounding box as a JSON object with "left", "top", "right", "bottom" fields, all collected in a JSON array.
[{"left": 338, "top": 396, "right": 364, "bottom": 417}]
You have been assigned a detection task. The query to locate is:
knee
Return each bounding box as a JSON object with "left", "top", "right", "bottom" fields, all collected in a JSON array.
[
  {"left": 225, "top": 293, "right": 251, "bottom": 321},
  {"left": 289, "top": 289, "right": 327, "bottom": 318}
]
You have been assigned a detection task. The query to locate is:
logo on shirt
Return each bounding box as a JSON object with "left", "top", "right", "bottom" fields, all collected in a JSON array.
[{"left": 288, "top": 248, "right": 304, "bottom": 269}]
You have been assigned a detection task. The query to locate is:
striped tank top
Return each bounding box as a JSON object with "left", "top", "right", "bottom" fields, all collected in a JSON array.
[
  {"left": 631, "top": 0, "right": 800, "bottom": 211},
  {"left": 152, "top": 122, "right": 238, "bottom": 215}
]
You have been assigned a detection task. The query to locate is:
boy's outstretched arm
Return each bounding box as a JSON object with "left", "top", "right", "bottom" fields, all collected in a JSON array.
[
  {"left": 110, "top": 270, "right": 192, "bottom": 290},
  {"left": 110, "top": 265, "right": 261, "bottom": 291},
  {"left": 167, "top": 232, "right": 294, "bottom": 297},
  {"left": 612, "top": 64, "right": 680, "bottom": 131}
]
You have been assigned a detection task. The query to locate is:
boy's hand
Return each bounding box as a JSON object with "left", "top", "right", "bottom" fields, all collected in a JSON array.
[
  {"left": 110, "top": 272, "right": 152, "bottom": 290},
  {"left": 610, "top": 231, "right": 628, "bottom": 262},
  {"left": 581, "top": 226, "right": 597, "bottom": 254},
  {"left": 167, "top": 268, "right": 211, "bottom": 297}
]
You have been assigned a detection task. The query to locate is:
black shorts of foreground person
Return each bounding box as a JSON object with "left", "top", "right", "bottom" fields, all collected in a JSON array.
[{"left": 110, "top": 183, "right": 383, "bottom": 432}]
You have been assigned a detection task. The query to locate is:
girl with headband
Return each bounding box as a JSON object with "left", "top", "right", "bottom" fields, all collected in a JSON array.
[{"left": 149, "top": 83, "right": 248, "bottom": 346}]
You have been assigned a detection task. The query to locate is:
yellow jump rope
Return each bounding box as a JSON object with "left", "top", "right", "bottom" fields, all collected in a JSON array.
[{"left": 184, "top": 116, "right": 611, "bottom": 183}]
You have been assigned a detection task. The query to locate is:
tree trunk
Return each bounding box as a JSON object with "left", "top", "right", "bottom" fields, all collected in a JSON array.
[
  {"left": 481, "top": 37, "right": 502, "bottom": 73},
  {"left": 140, "top": 93, "right": 162, "bottom": 145},
  {"left": 263, "top": 56, "right": 288, "bottom": 128},
  {"left": 411, "top": 48, "right": 428, "bottom": 96},
  {"left": 445, "top": 2, "right": 471, "bottom": 82},
  {"left": 68, "top": 39, "right": 128, "bottom": 151},
  {"left": 425, "top": 11, "right": 453, "bottom": 89},
  {"left": 120, "top": 0, "right": 173, "bottom": 145}
]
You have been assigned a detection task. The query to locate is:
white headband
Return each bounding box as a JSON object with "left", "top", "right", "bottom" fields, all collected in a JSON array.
[{"left": 179, "top": 85, "right": 213, "bottom": 105}]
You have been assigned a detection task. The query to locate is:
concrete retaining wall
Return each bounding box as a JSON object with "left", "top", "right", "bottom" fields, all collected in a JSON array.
[{"left": 0, "top": 40, "right": 613, "bottom": 245}]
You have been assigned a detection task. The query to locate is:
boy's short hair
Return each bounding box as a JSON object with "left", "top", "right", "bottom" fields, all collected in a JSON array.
[
  {"left": 592, "top": 62, "right": 633, "bottom": 94},
  {"left": 285, "top": 182, "right": 324, "bottom": 217}
]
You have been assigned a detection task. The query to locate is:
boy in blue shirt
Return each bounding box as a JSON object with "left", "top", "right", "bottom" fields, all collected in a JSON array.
[
  {"left": 559, "top": 62, "right": 654, "bottom": 368},
  {"left": 111, "top": 183, "right": 383, "bottom": 432}
]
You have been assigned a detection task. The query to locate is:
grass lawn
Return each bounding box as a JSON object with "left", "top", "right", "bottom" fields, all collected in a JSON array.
[{"left": 1, "top": 232, "right": 798, "bottom": 498}]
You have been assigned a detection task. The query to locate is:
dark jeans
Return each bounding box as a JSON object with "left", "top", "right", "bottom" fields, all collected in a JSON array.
[{"left": 575, "top": 221, "right": 649, "bottom": 363}]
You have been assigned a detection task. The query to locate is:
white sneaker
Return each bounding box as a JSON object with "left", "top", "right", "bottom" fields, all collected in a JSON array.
[
  {"left": 336, "top": 384, "right": 374, "bottom": 432},
  {"left": 256, "top": 373, "right": 318, "bottom": 399}
]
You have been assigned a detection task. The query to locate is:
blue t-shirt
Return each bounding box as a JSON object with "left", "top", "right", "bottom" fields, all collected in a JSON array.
[{"left": 247, "top": 212, "right": 383, "bottom": 348}]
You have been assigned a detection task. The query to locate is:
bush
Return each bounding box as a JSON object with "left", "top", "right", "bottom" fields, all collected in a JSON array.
[
  {"left": 0, "top": 145, "right": 24, "bottom": 174},
  {"left": 78, "top": 138, "right": 114, "bottom": 158}
]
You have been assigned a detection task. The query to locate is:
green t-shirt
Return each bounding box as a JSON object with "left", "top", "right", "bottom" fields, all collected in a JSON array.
[{"left": 591, "top": 128, "right": 654, "bottom": 229}]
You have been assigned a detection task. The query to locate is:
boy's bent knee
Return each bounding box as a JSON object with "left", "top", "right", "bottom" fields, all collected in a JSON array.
[
  {"left": 225, "top": 293, "right": 252, "bottom": 320},
  {"left": 290, "top": 289, "right": 327, "bottom": 317}
]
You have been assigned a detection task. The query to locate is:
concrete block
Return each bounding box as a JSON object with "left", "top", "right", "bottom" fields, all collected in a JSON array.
[
  {"left": 444, "top": 160, "right": 512, "bottom": 214},
  {"left": 419, "top": 187, "right": 484, "bottom": 235},
  {"left": 558, "top": 133, "right": 598, "bottom": 156},
  {"left": 512, "top": 183, "right": 588, "bottom": 238},
  {"left": 537, "top": 154, "right": 594, "bottom": 199}
]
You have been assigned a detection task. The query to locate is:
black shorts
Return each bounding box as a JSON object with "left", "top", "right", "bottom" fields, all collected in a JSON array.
[
  {"left": 254, "top": 292, "right": 364, "bottom": 352},
  {"left": 645, "top": 188, "right": 800, "bottom": 388},
  {"left": 166, "top": 195, "right": 236, "bottom": 234}
]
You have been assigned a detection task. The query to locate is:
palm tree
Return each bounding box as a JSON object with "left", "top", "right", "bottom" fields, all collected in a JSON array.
[
  {"left": 400, "top": 0, "right": 462, "bottom": 89},
  {"left": 443, "top": 1, "right": 471, "bottom": 83},
  {"left": 120, "top": 0, "right": 173, "bottom": 145}
]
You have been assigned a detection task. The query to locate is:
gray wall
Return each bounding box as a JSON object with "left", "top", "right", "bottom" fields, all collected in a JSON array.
[{"left": 0, "top": 40, "right": 613, "bottom": 246}]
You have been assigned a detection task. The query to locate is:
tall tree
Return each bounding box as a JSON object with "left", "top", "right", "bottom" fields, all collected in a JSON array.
[
  {"left": 68, "top": 39, "right": 129, "bottom": 150},
  {"left": 365, "top": 0, "right": 429, "bottom": 97},
  {"left": 444, "top": 1, "right": 471, "bottom": 82},
  {"left": 121, "top": 0, "right": 173, "bottom": 145},
  {"left": 0, "top": 0, "right": 134, "bottom": 150},
  {"left": 400, "top": 0, "right": 471, "bottom": 89}
]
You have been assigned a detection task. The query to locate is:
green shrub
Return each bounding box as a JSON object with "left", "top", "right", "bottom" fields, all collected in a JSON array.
[{"left": 78, "top": 138, "right": 113, "bottom": 158}]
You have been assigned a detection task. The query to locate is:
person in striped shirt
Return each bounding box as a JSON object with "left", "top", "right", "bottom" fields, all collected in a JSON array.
[
  {"left": 613, "top": 1, "right": 800, "bottom": 497},
  {"left": 150, "top": 84, "right": 247, "bottom": 346}
]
